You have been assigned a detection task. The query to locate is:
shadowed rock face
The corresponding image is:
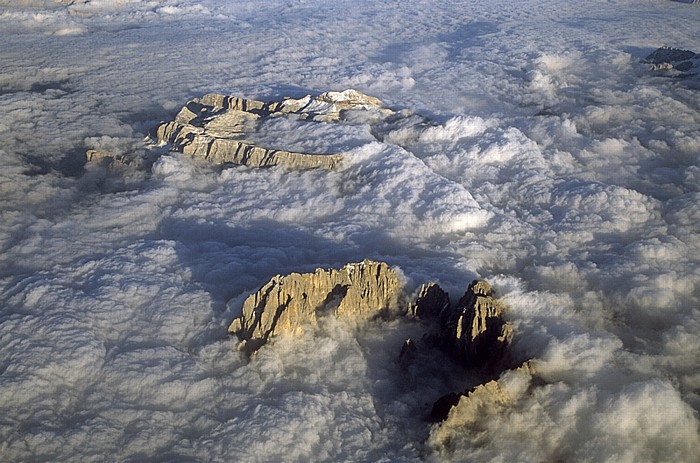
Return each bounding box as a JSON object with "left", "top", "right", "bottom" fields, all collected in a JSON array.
[
  {"left": 407, "top": 282, "right": 450, "bottom": 320},
  {"left": 228, "top": 260, "right": 522, "bottom": 433},
  {"left": 154, "top": 89, "right": 390, "bottom": 170},
  {"left": 405, "top": 280, "right": 513, "bottom": 370},
  {"left": 228, "top": 260, "right": 401, "bottom": 352},
  {"left": 644, "top": 46, "right": 699, "bottom": 75},
  {"left": 443, "top": 280, "right": 513, "bottom": 369},
  {"left": 85, "top": 148, "right": 157, "bottom": 170},
  {"left": 404, "top": 280, "right": 515, "bottom": 422}
]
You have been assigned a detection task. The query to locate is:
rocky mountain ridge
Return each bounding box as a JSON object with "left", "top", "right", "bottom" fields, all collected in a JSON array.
[
  {"left": 153, "top": 89, "right": 391, "bottom": 169},
  {"left": 228, "top": 259, "right": 527, "bottom": 435},
  {"left": 644, "top": 46, "right": 699, "bottom": 77},
  {"left": 228, "top": 260, "right": 401, "bottom": 352}
]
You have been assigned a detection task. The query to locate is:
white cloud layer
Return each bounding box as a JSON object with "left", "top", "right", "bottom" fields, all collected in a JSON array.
[{"left": 1, "top": 0, "right": 699, "bottom": 461}]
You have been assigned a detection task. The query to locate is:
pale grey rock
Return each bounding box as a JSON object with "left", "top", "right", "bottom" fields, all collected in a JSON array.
[
  {"left": 229, "top": 260, "right": 402, "bottom": 352},
  {"left": 155, "top": 89, "right": 390, "bottom": 169}
]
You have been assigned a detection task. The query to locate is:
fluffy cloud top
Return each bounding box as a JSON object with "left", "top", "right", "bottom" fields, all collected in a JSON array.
[{"left": 1, "top": 0, "right": 699, "bottom": 461}]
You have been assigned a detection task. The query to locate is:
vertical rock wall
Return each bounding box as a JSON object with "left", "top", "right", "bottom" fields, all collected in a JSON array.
[{"left": 228, "top": 260, "right": 401, "bottom": 352}]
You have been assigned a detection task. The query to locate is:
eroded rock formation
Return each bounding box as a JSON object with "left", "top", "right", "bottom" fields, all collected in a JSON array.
[
  {"left": 428, "top": 362, "right": 537, "bottom": 447},
  {"left": 86, "top": 88, "right": 437, "bottom": 170},
  {"left": 405, "top": 280, "right": 513, "bottom": 370},
  {"left": 405, "top": 280, "right": 515, "bottom": 423},
  {"left": 85, "top": 148, "right": 156, "bottom": 169},
  {"left": 154, "top": 89, "right": 391, "bottom": 169},
  {"left": 443, "top": 280, "right": 513, "bottom": 369},
  {"left": 86, "top": 149, "right": 132, "bottom": 167},
  {"left": 228, "top": 260, "right": 401, "bottom": 352},
  {"left": 644, "top": 46, "right": 699, "bottom": 75},
  {"left": 407, "top": 282, "right": 450, "bottom": 320},
  {"left": 228, "top": 261, "right": 520, "bottom": 433}
]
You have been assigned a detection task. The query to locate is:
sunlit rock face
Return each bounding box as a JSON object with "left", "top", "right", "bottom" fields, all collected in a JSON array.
[
  {"left": 229, "top": 261, "right": 517, "bottom": 434},
  {"left": 154, "top": 89, "right": 391, "bottom": 169},
  {"left": 230, "top": 268, "right": 513, "bottom": 366},
  {"left": 228, "top": 260, "right": 402, "bottom": 352},
  {"left": 428, "top": 362, "right": 537, "bottom": 448}
]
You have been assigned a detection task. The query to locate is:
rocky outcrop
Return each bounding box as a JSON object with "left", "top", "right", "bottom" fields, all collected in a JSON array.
[
  {"left": 155, "top": 89, "right": 391, "bottom": 169},
  {"left": 407, "top": 282, "right": 450, "bottom": 320},
  {"left": 404, "top": 280, "right": 515, "bottom": 422},
  {"left": 229, "top": 261, "right": 520, "bottom": 435},
  {"left": 85, "top": 148, "right": 157, "bottom": 170},
  {"left": 644, "top": 46, "right": 699, "bottom": 75},
  {"left": 398, "top": 338, "right": 418, "bottom": 369},
  {"left": 442, "top": 280, "right": 513, "bottom": 369},
  {"left": 428, "top": 362, "right": 537, "bottom": 446},
  {"left": 429, "top": 361, "right": 535, "bottom": 423},
  {"left": 228, "top": 260, "right": 401, "bottom": 352},
  {"left": 86, "top": 149, "right": 133, "bottom": 167},
  {"left": 269, "top": 89, "right": 387, "bottom": 122},
  {"left": 405, "top": 280, "right": 513, "bottom": 370},
  {"left": 87, "top": 88, "right": 434, "bottom": 170}
]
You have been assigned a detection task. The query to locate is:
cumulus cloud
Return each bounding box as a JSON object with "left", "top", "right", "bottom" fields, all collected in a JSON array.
[{"left": 1, "top": 0, "right": 699, "bottom": 461}]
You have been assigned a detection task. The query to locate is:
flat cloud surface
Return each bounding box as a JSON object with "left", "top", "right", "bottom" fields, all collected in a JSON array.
[{"left": 1, "top": 0, "right": 699, "bottom": 461}]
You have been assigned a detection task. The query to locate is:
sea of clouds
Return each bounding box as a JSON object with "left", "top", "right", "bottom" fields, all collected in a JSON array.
[{"left": 1, "top": 0, "right": 699, "bottom": 461}]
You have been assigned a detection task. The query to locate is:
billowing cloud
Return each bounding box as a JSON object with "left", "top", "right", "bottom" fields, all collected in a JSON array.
[{"left": 1, "top": 0, "right": 699, "bottom": 461}]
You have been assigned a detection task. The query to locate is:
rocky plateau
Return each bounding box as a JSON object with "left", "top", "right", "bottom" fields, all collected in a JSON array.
[
  {"left": 153, "top": 89, "right": 392, "bottom": 169},
  {"left": 85, "top": 88, "right": 433, "bottom": 170},
  {"left": 644, "top": 46, "right": 699, "bottom": 76}
]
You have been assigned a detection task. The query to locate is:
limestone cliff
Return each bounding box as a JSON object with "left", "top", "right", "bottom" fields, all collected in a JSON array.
[
  {"left": 229, "top": 261, "right": 523, "bottom": 439},
  {"left": 228, "top": 260, "right": 401, "bottom": 352},
  {"left": 155, "top": 89, "right": 390, "bottom": 169},
  {"left": 428, "top": 362, "right": 537, "bottom": 449}
]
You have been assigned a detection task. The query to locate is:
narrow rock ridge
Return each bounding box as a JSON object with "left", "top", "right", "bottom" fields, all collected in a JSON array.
[
  {"left": 644, "top": 46, "right": 699, "bottom": 76},
  {"left": 154, "top": 89, "right": 390, "bottom": 169},
  {"left": 428, "top": 361, "right": 537, "bottom": 444},
  {"left": 228, "top": 259, "right": 401, "bottom": 352}
]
